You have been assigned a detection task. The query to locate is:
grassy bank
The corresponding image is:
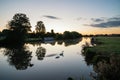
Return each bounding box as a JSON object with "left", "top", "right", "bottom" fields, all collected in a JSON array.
[
  {"left": 85, "top": 37, "right": 120, "bottom": 54},
  {"left": 82, "top": 37, "right": 120, "bottom": 80}
]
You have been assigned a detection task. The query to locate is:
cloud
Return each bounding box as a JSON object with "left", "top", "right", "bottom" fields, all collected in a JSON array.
[
  {"left": 87, "top": 16, "right": 120, "bottom": 28},
  {"left": 43, "top": 15, "right": 60, "bottom": 20},
  {"left": 90, "top": 20, "right": 120, "bottom": 28},
  {"left": 108, "top": 17, "right": 120, "bottom": 21},
  {"left": 91, "top": 18, "right": 104, "bottom": 22}
]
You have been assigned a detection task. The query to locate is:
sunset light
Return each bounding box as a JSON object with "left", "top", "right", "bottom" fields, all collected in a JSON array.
[
  {"left": 0, "top": 0, "right": 120, "bottom": 34},
  {"left": 0, "top": 0, "right": 120, "bottom": 80}
]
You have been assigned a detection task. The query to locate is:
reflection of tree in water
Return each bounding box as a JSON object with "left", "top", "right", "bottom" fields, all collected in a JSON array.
[
  {"left": 64, "top": 38, "right": 82, "bottom": 47},
  {"left": 49, "top": 41, "right": 56, "bottom": 46},
  {"left": 26, "top": 38, "right": 82, "bottom": 47},
  {"left": 44, "top": 41, "right": 56, "bottom": 46},
  {"left": 82, "top": 50, "right": 120, "bottom": 80},
  {"left": 26, "top": 42, "right": 41, "bottom": 47},
  {"left": 56, "top": 38, "right": 82, "bottom": 46},
  {"left": 36, "top": 47, "right": 46, "bottom": 60},
  {"left": 57, "top": 40, "right": 63, "bottom": 45},
  {"left": 4, "top": 45, "right": 33, "bottom": 70}
]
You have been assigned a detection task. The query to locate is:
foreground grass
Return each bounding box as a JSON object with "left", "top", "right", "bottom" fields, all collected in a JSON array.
[{"left": 86, "top": 37, "right": 120, "bottom": 54}]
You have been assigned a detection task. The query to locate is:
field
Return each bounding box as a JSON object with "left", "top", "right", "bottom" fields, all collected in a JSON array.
[{"left": 86, "top": 37, "right": 120, "bottom": 54}]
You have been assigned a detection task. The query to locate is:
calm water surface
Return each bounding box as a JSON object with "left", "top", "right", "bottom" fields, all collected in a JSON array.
[{"left": 0, "top": 37, "right": 94, "bottom": 80}]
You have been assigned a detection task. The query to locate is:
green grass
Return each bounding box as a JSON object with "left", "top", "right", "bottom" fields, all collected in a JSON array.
[{"left": 87, "top": 37, "right": 120, "bottom": 54}]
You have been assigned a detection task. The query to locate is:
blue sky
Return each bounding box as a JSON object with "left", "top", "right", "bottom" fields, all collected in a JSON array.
[{"left": 0, "top": 0, "right": 120, "bottom": 34}]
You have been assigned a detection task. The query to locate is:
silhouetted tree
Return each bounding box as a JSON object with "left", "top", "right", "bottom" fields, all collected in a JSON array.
[
  {"left": 63, "top": 31, "right": 71, "bottom": 39},
  {"left": 6, "top": 13, "right": 31, "bottom": 43},
  {"left": 63, "top": 31, "right": 82, "bottom": 39},
  {"left": 1, "top": 29, "right": 11, "bottom": 38},
  {"left": 51, "top": 29, "right": 55, "bottom": 37},
  {"left": 55, "top": 33, "right": 63, "bottom": 40},
  {"left": 71, "top": 31, "right": 82, "bottom": 38},
  {"left": 35, "top": 21, "right": 46, "bottom": 34},
  {"left": 51, "top": 29, "right": 54, "bottom": 34},
  {"left": 8, "top": 13, "right": 31, "bottom": 31}
]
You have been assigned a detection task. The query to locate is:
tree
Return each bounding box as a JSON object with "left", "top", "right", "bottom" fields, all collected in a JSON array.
[
  {"left": 51, "top": 29, "right": 54, "bottom": 34},
  {"left": 63, "top": 31, "right": 82, "bottom": 39},
  {"left": 55, "top": 33, "right": 63, "bottom": 40},
  {"left": 35, "top": 21, "right": 46, "bottom": 34},
  {"left": 8, "top": 13, "right": 31, "bottom": 33},
  {"left": 6, "top": 13, "right": 31, "bottom": 43},
  {"left": 71, "top": 31, "right": 82, "bottom": 38},
  {"left": 63, "top": 31, "right": 72, "bottom": 39}
]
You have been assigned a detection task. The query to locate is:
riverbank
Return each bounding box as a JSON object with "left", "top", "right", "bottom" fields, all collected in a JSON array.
[
  {"left": 83, "top": 37, "right": 120, "bottom": 54},
  {"left": 82, "top": 37, "right": 120, "bottom": 80}
]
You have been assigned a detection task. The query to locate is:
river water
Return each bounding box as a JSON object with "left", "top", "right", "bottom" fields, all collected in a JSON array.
[{"left": 0, "top": 37, "right": 95, "bottom": 80}]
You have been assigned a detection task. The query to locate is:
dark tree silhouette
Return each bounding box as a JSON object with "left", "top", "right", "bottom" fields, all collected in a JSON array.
[
  {"left": 51, "top": 29, "right": 54, "bottom": 34},
  {"left": 6, "top": 13, "right": 31, "bottom": 43},
  {"left": 9, "top": 13, "right": 31, "bottom": 31},
  {"left": 35, "top": 21, "right": 46, "bottom": 34},
  {"left": 63, "top": 31, "right": 82, "bottom": 39}
]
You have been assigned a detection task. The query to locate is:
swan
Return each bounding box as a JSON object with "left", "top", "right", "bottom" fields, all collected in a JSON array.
[{"left": 59, "top": 51, "right": 64, "bottom": 56}]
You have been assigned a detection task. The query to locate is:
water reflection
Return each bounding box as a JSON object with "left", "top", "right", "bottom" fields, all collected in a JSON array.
[
  {"left": 26, "top": 42, "right": 41, "bottom": 46},
  {"left": 36, "top": 47, "right": 46, "bottom": 60},
  {"left": 0, "top": 37, "right": 94, "bottom": 80},
  {"left": 1, "top": 38, "right": 82, "bottom": 70},
  {"left": 3, "top": 45, "right": 33, "bottom": 70},
  {"left": 57, "top": 40, "right": 63, "bottom": 45},
  {"left": 27, "top": 38, "right": 82, "bottom": 47},
  {"left": 45, "top": 51, "right": 64, "bottom": 59},
  {"left": 44, "top": 41, "right": 56, "bottom": 46},
  {"left": 63, "top": 38, "right": 82, "bottom": 47},
  {"left": 44, "top": 38, "right": 82, "bottom": 46}
]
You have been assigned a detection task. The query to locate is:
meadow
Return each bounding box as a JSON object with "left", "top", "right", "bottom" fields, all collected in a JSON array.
[{"left": 85, "top": 37, "right": 120, "bottom": 54}]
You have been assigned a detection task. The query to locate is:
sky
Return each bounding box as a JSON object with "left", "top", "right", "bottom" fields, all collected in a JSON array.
[{"left": 0, "top": 0, "right": 120, "bottom": 34}]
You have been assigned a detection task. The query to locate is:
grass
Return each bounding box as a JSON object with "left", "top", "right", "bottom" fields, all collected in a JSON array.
[{"left": 86, "top": 37, "right": 120, "bottom": 54}]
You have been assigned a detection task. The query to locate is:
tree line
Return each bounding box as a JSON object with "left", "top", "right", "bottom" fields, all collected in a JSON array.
[{"left": 0, "top": 13, "right": 82, "bottom": 44}]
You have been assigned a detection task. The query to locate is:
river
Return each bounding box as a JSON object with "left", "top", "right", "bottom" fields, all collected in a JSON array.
[{"left": 0, "top": 37, "right": 95, "bottom": 80}]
